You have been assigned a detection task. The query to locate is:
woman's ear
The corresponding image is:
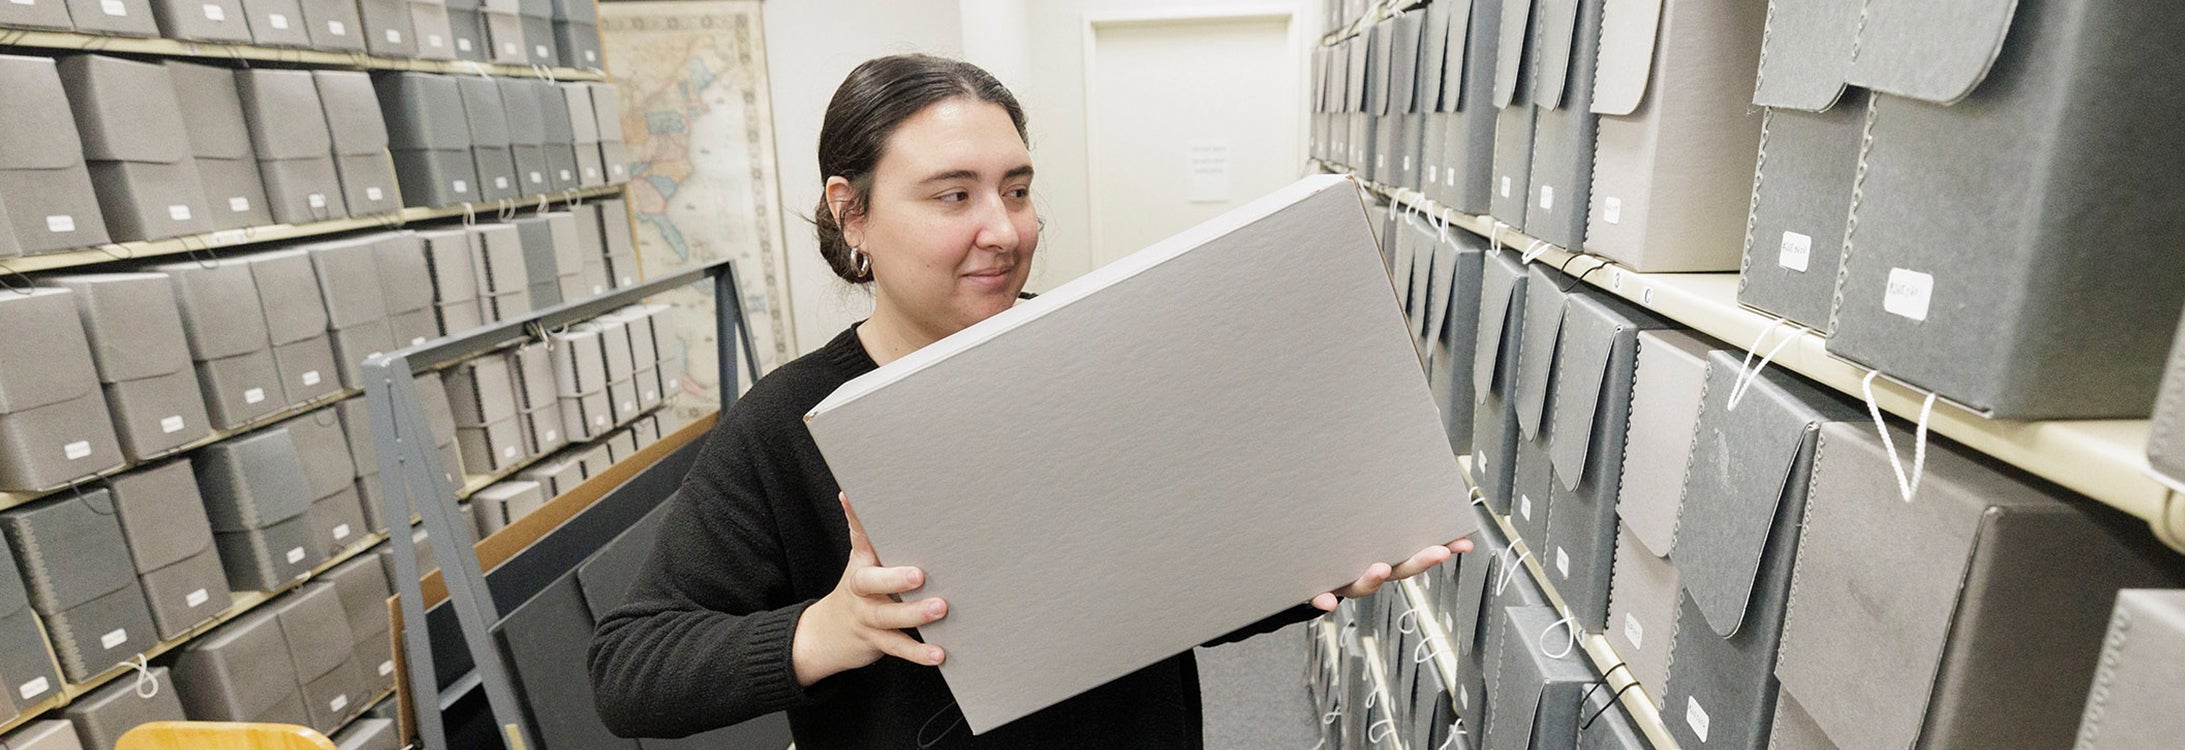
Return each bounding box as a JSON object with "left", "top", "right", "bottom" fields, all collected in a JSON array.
[{"left": 825, "top": 177, "right": 865, "bottom": 249}]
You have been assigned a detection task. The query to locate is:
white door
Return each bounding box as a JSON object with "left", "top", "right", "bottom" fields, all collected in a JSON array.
[{"left": 1085, "top": 12, "right": 1302, "bottom": 270}]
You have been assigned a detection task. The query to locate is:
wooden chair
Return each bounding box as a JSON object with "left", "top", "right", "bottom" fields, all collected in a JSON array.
[{"left": 115, "top": 722, "right": 338, "bottom": 750}]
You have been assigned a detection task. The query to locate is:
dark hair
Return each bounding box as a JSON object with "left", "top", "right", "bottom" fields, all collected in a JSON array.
[{"left": 813, "top": 54, "right": 1029, "bottom": 284}]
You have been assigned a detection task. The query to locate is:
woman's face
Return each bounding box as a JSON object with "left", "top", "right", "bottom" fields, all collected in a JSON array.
[{"left": 835, "top": 97, "right": 1038, "bottom": 334}]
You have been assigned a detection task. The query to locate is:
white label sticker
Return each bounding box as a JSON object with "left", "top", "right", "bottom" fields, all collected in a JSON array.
[
  {"left": 534, "top": 44, "right": 548, "bottom": 57},
  {"left": 1603, "top": 196, "right": 1623, "bottom": 225},
  {"left": 366, "top": 187, "right": 383, "bottom": 201},
  {"left": 1555, "top": 546, "right": 1570, "bottom": 578},
  {"left": 1402, "top": 155, "right": 1413, "bottom": 172},
  {"left": 457, "top": 37, "right": 473, "bottom": 52},
  {"left": 667, "top": 377, "right": 679, "bottom": 391},
  {"left": 591, "top": 285, "right": 604, "bottom": 295},
  {"left": 1539, "top": 185, "right": 1555, "bottom": 211},
  {"left": 210, "top": 229, "right": 247, "bottom": 246},
  {"left": 186, "top": 588, "right": 210, "bottom": 608},
  {"left": 644, "top": 389, "right": 656, "bottom": 401},
  {"left": 1686, "top": 697, "right": 1711, "bottom": 742},
  {"left": 529, "top": 171, "right": 543, "bottom": 184},
  {"left": 385, "top": 28, "right": 400, "bottom": 43},
  {"left": 161, "top": 415, "right": 186, "bottom": 434},
  {"left": 65, "top": 441, "right": 92, "bottom": 460},
  {"left": 1425, "top": 165, "right": 1437, "bottom": 183},
  {"left": 7, "top": 0, "right": 35, "bottom": 6},
  {"left": 1519, "top": 494, "right": 1532, "bottom": 520},
  {"left": 100, "top": 0, "right": 124, "bottom": 15},
  {"left": 228, "top": 196, "right": 250, "bottom": 212},
  {"left": 1444, "top": 168, "right": 1455, "bottom": 187},
  {"left": 502, "top": 445, "right": 517, "bottom": 459},
  {"left": 328, "top": 19, "right": 344, "bottom": 35},
  {"left": 493, "top": 176, "right": 509, "bottom": 190},
  {"left": 302, "top": 370, "right": 321, "bottom": 386},
  {"left": 168, "top": 204, "right": 192, "bottom": 221},
  {"left": 544, "top": 429, "right": 557, "bottom": 441},
  {"left": 307, "top": 193, "right": 326, "bottom": 209},
  {"left": 410, "top": 336, "right": 425, "bottom": 346},
  {"left": 453, "top": 179, "right": 469, "bottom": 194},
  {"left": 1778, "top": 231, "right": 1812, "bottom": 272},
  {"left": 593, "top": 415, "right": 607, "bottom": 427},
  {"left": 101, "top": 628, "right": 128, "bottom": 650},
  {"left": 619, "top": 275, "right": 632, "bottom": 285},
  {"left": 611, "top": 164, "right": 626, "bottom": 178},
  {"left": 1499, "top": 176, "right": 1511, "bottom": 198},
  {"left": 45, "top": 215, "right": 74, "bottom": 233},
  {"left": 379, "top": 660, "right": 394, "bottom": 676},
  {"left": 1623, "top": 612, "right": 1643, "bottom": 651},
  {"left": 333, "top": 523, "right": 351, "bottom": 540},
  {"left": 584, "top": 167, "right": 598, "bottom": 179},
  {"left": 202, "top": 3, "right": 222, "bottom": 20},
  {"left": 559, "top": 169, "right": 573, "bottom": 181},
  {"left": 428, "top": 33, "right": 443, "bottom": 48},
  {"left": 1884, "top": 268, "right": 1935, "bottom": 321},
  {"left": 19, "top": 677, "right": 50, "bottom": 701},
  {"left": 1375, "top": 154, "right": 1385, "bottom": 170},
  {"left": 267, "top": 12, "right": 286, "bottom": 28},
  {"left": 285, "top": 546, "right": 306, "bottom": 564},
  {"left": 502, "top": 41, "right": 518, "bottom": 55},
  {"left": 621, "top": 400, "right": 634, "bottom": 412},
  {"left": 330, "top": 694, "right": 347, "bottom": 712},
  {"left": 244, "top": 387, "right": 266, "bottom": 404},
  {"left": 584, "top": 51, "right": 596, "bottom": 63}
]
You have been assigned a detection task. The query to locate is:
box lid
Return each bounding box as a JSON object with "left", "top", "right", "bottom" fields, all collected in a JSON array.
[
  {"left": 313, "top": 70, "right": 391, "bottom": 155},
  {"left": 0, "top": 55, "right": 89, "bottom": 171},
  {"left": 445, "top": 355, "right": 517, "bottom": 425},
  {"left": 585, "top": 82, "right": 621, "bottom": 141},
  {"left": 236, "top": 69, "right": 334, "bottom": 160},
  {"left": 1589, "top": 0, "right": 1663, "bottom": 116},
  {"left": 172, "top": 607, "right": 297, "bottom": 720},
  {"left": 1843, "top": 0, "right": 2014, "bottom": 105},
  {"left": 151, "top": 259, "right": 272, "bottom": 361},
  {"left": 1347, "top": 34, "right": 1369, "bottom": 112},
  {"left": 372, "top": 232, "right": 434, "bottom": 313},
  {"left": 1473, "top": 250, "right": 1529, "bottom": 406},
  {"left": 1388, "top": 10, "right": 1424, "bottom": 115},
  {"left": 247, "top": 250, "right": 335, "bottom": 346},
  {"left": 1614, "top": 329, "right": 1721, "bottom": 557},
  {"left": 47, "top": 273, "right": 193, "bottom": 384},
  {"left": 1512, "top": 264, "right": 1576, "bottom": 442},
  {"left": 1492, "top": 0, "right": 1535, "bottom": 107},
  {"left": 456, "top": 76, "right": 511, "bottom": 147},
  {"left": 1547, "top": 294, "right": 1675, "bottom": 492},
  {"left": 280, "top": 408, "right": 356, "bottom": 500},
  {"left": 497, "top": 78, "right": 546, "bottom": 145},
  {"left": 1670, "top": 350, "right": 1861, "bottom": 638},
  {"left": 560, "top": 83, "right": 599, "bottom": 143},
  {"left": 1367, "top": 19, "right": 1394, "bottom": 117},
  {"left": 1450, "top": 504, "right": 1509, "bottom": 650},
  {"left": 1416, "top": 1, "right": 1452, "bottom": 112},
  {"left": 0, "top": 490, "right": 135, "bottom": 613},
  {"left": 56, "top": 55, "right": 192, "bottom": 164},
  {"left": 0, "top": 288, "right": 101, "bottom": 413},
  {"left": 193, "top": 427, "right": 314, "bottom": 531},
  {"left": 1485, "top": 605, "right": 1592, "bottom": 749},
  {"left": 375, "top": 73, "right": 471, "bottom": 151},
  {"left": 1750, "top": 0, "right": 1861, "bottom": 111},
  {"left": 306, "top": 238, "right": 391, "bottom": 328},
  {"left": 107, "top": 459, "right": 216, "bottom": 575},
  {"left": 165, "top": 61, "right": 256, "bottom": 161},
  {"left": 315, "top": 557, "right": 388, "bottom": 645},
  {"left": 271, "top": 579, "right": 353, "bottom": 679},
  {"left": 1529, "top": 0, "right": 1588, "bottom": 110}
]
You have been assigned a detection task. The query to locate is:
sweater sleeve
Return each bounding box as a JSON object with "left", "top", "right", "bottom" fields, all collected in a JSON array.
[
  {"left": 588, "top": 413, "right": 827, "bottom": 738},
  {"left": 1200, "top": 602, "right": 1326, "bottom": 648}
]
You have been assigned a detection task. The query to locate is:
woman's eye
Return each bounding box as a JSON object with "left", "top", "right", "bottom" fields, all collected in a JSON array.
[
  {"left": 939, "top": 191, "right": 968, "bottom": 203},
  {"left": 1006, "top": 187, "right": 1031, "bottom": 199}
]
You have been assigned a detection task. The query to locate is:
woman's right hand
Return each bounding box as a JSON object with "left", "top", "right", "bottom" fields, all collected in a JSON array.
[{"left": 792, "top": 492, "right": 949, "bottom": 687}]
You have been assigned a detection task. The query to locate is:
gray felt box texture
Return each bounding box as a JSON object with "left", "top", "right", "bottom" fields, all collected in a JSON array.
[
  {"left": 1517, "top": 0, "right": 1605, "bottom": 252},
  {"left": 1583, "top": 0, "right": 1765, "bottom": 272},
  {"left": 524, "top": 402, "right": 566, "bottom": 455},
  {"left": 597, "top": 140, "right": 628, "bottom": 183},
  {"left": 193, "top": 156, "right": 275, "bottom": 230},
  {"left": 436, "top": 299, "right": 484, "bottom": 335},
  {"left": 331, "top": 152, "right": 401, "bottom": 216},
  {"left": 150, "top": 259, "right": 269, "bottom": 361},
  {"left": 350, "top": 629, "right": 392, "bottom": 704},
  {"left": 597, "top": 317, "right": 633, "bottom": 381},
  {"left": 1826, "top": 0, "right": 2185, "bottom": 420},
  {"left": 139, "top": 546, "right": 229, "bottom": 638},
  {"left": 66, "top": 0, "right": 158, "bottom": 35},
  {"left": 0, "top": 55, "right": 111, "bottom": 255},
  {"left": 193, "top": 427, "right": 313, "bottom": 532},
  {"left": 1469, "top": 249, "right": 1527, "bottom": 510},
  {"left": 46, "top": 583, "right": 158, "bottom": 681},
  {"left": 521, "top": 16, "right": 558, "bottom": 76},
  {"left": 550, "top": 326, "right": 607, "bottom": 396},
  {"left": 375, "top": 73, "right": 471, "bottom": 152},
  {"left": 281, "top": 409, "right": 355, "bottom": 499},
  {"left": 537, "top": 87, "right": 579, "bottom": 190},
  {"left": 1507, "top": 263, "right": 1579, "bottom": 546},
  {"left": 0, "top": 610, "right": 61, "bottom": 711},
  {"left": 1616, "top": 329, "right": 1725, "bottom": 557},
  {"left": 62, "top": 666, "right": 183, "bottom": 750},
  {"left": 256, "top": 156, "right": 349, "bottom": 225},
  {"left": 49, "top": 274, "right": 195, "bottom": 384},
  {"left": 1541, "top": 294, "right": 1675, "bottom": 632},
  {"left": 356, "top": 0, "right": 414, "bottom": 56},
  {"left": 301, "top": 659, "right": 361, "bottom": 733},
  {"left": 0, "top": 395, "right": 123, "bottom": 491},
  {"left": 305, "top": 238, "right": 389, "bottom": 329},
  {"left": 0, "top": 490, "right": 136, "bottom": 614},
  {"left": 2153, "top": 311, "right": 2185, "bottom": 483},
  {"left": 445, "top": 7, "right": 486, "bottom": 61},
  {"left": 455, "top": 417, "right": 522, "bottom": 475},
  {"left": 1774, "top": 422, "right": 2185, "bottom": 750},
  {"left": 0, "top": 288, "right": 102, "bottom": 411},
  {"left": 57, "top": 55, "right": 214, "bottom": 243},
  {"left": 239, "top": 0, "right": 311, "bottom": 47},
  {"left": 1767, "top": 686, "right": 1835, "bottom": 750},
  {"left": 521, "top": 456, "right": 580, "bottom": 497},
  {"left": 573, "top": 443, "right": 608, "bottom": 478},
  {"left": 1485, "top": 0, "right": 1537, "bottom": 232},
  {"left": 235, "top": 69, "right": 331, "bottom": 161},
  {"left": 445, "top": 356, "right": 518, "bottom": 426},
  {"left": 632, "top": 368, "right": 660, "bottom": 411},
  {"left": 586, "top": 83, "right": 621, "bottom": 141},
  {"left": 1579, "top": 687, "right": 1647, "bottom": 750},
  {"left": 160, "top": 60, "right": 272, "bottom": 229},
  {"left": 2075, "top": 590, "right": 2185, "bottom": 749},
  {"left": 299, "top": 0, "right": 364, "bottom": 51},
  {"left": 1508, "top": 436, "right": 1551, "bottom": 552},
  {"left": 272, "top": 573, "right": 353, "bottom": 681},
  {"left": 389, "top": 148, "right": 476, "bottom": 207},
  {"left": 471, "top": 223, "right": 527, "bottom": 293},
  {"left": 191, "top": 349, "right": 282, "bottom": 429},
  {"left": 307, "top": 485, "right": 366, "bottom": 557},
  {"left": 271, "top": 335, "right": 342, "bottom": 407},
  {"left": 470, "top": 479, "right": 541, "bottom": 535},
  {"left": 250, "top": 691, "right": 310, "bottom": 727},
  {"left": 329, "top": 320, "right": 396, "bottom": 390},
  {"left": 333, "top": 397, "right": 375, "bottom": 473},
  {"left": 246, "top": 250, "right": 333, "bottom": 346},
  {"left": 555, "top": 21, "right": 599, "bottom": 69},
  {"left": 603, "top": 252, "right": 637, "bottom": 289},
  {"left": 171, "top": 607, "right": 296, "bottom": 721},
  {"left": 108, "top": 460, "right": 215, "bottom": 575},
  {"left": 1, "top": 720, "right": 81, "bottom": 750},
  {"left": 411, "top": 2, "right": 457, "bottom": 61},
  {"left": 1483, "top": 605, "right": 1588, "bottom": 750},
  {"left": 483, "top": 9, "right": 524, "bottom": 64},
  {"left": 371, "top": 232, "right": 433, "bottom": 314},
  {"left": 1660, "top": 350, "right": 1863, "bottom": 750},
  {"left": 1605, "top": 523, "right": 1674, "bottom": 707},
  {"left": 0, "top": 0, "right": 70, "bottom": 30},
  {"left": 493, "top": 575, "right": 639, "bottom": 749},
  {"left": 336, "top": 718, "right": 398, "bottom": 750},
  {"left": 388, "top": 308, "right": 436, "bottom": 348},
  {"left": 512, "top": 215, "right": 566, "bottom": 288},
  {"left": 417, "top": 227, "right": 480, "bottom": 303},
  {"left": 317, "top": 557, "right": 389, "bottom": 643},
  {"left": 1735, "top": 94, "right": 1866, "bottom": 334},
  {"left": 1424, "top": 204, "right": 1482, "bottom": 455},
  {"left": 561, "top": 392, "right": 610, "bottom": 442},
  {"left": 605, "top": 379, "right": 637, "bottom": 425},
  {"left": 511, "top": 343, "right": 555, "bottom": 412}
]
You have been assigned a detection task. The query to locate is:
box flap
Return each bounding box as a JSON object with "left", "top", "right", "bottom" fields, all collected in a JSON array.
[
  {"left": 1435, "top": 0, "right": 1476, "bottom": 112},
  {"left": 586, "top": 83, "right": 622, "bottom": 141},
  {"left": 1843, "top": 0, "right": 2016, "bottom": 105},
  {"left": 1670, "top": 350, "right": 1861, "bottom": 637},
  {"left": 1450, "top": 504, "right": 1507, "bottom": 650},
  {"left": 246, "top": 249, "right": 333, "bottom": 346},
  {"left": 236, "top": 69, "right": 333, "bottom": 161},
  {"left": 305, "top": 238, "right": 390, "bottom": 328},
  {"left": 1512, "top": 263, "right": 1572, "bottom": 441},
  {"left": 1390, "top": 10, "right": 1424, "bottom": 115},
  {"left": 1486, "top": 605, "right": 1591, "bottom": 749},
  {"left": 1417, "top": 2, "right": 1451, "bottom": 111},
  {"left": 1369, "top": 18, "right": 1395, "bottom": 116},
  {"left": 0, "top": 289, "right": 106, "bottom": 413},
  {"left": 1424, "top": 231, "right": 1482, "bottom": 348},
  {"left": 457, "top": 76, "right": 512, "bottom": 147},
  {"left": 1615, "top": 329, "right": 1721, "bottom": 557},
  {"left": 48, "top": 273, "right": 193, "bottom": 383},
  {"left": 150, "top": 259, "right": 270, "bottom": 361},
  {"left": 1492, "top": 0, "right": 1535, "bottom": 107},
  {"left": 1750, "top": 0, "right": 1861, "bottom": 111},
  {"left": 376, "top": 73, "right": 472, "bottom": 151},
  {"left": 312, "top": 71, "right": 390, "bottom": 155},
  {"left": 372, "top": 232, "right": 434, "bottom": 313},
  {"left": 107, "top": 460, "right": 216, "bottom": 576},
  {"left": 1548, "top": 294, "right": 1673, "bottom": 491},
  {"left": 498, "top": 78, "right": 547, "bottom": 146},
  {"left": 1590, "top": 0, "right": 1662, "bottom": 116},
  {"left": 57, "top": 55, "right": 192, "bottom": 164},
  {"left": 271, "top": 581, "right": 352, "bottom": 679},
  {"left": 280, "top": 408, "right": 356, "bottom": 501},
  {"left": 1528, "top": 0, "right": 1583, "bottom": 109},
  {"left": 560, "top": 82, "right": 600, "bottom": 143},
  {"left": 1473, "top": 250, "right": 1527, "bottom": 405},
  {"left": 0, "top": 55, "right": 90, "bottom": 170},
  {"left": 193, "top": 428, "right": 314, "bottom": 531},
  {"left": 2086, "top": 591, "right": 2185, "bottom": 746},
  {"left": 0, "top": 489, "right": 134, "bottom": 614}
]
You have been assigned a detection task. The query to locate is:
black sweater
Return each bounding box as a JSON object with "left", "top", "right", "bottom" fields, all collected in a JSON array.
[{"left": 589, "top": 323, "right": 1324, "bottom": 749}]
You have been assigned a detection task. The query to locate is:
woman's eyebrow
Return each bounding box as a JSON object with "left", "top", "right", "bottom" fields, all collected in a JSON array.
[{"left": 916, "top": 165, "right": 1036, "bottom": 185}]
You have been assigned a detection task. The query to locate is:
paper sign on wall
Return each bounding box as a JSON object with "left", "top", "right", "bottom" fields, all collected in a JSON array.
[{"left": 1187, "top": 140, "right": 1231, "bottom": 203}]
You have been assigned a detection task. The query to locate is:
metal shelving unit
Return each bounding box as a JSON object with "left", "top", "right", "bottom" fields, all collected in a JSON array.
[
  {"left": 1354, "top": 632, "right": 1408, "bottom": 750},
  {"left": 0, "top": 28, "right": 606, "bottom": 81}
]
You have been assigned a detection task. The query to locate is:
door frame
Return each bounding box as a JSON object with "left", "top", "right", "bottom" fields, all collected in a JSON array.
[{"left": 1080, "top": 5, "right": 1305, "bottom": 262}]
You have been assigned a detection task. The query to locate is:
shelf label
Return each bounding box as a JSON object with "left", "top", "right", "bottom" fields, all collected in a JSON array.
[
  {"left": 1402, "top": 155, "right": 1413, "bottom": 173},
  {"left": 19, "top": 677, "right": 50, "bottom": 701},
  {"left": 545, "top": 429, "right": 557, "bottom": 442},
  {"left": 100, "top": 0, "right": 125, "bottom": 16},
  {"left": 1425, "top": 165, "right": 1437, "bottom": 183},
  {"left": 101, "top": 628, "right": 129, "bottom": 650},
  {"left": 410, "top": 336, "right": 425, "bottom": 346},
  {"left": 333, "top": 523, "right": 351, "bottom": 541},
  {"left": 1884, "top": 268, "right": 1934, "bottom": 322},
  {"left": 1603, "top": 196, "right": 1622, "bottom": 225},
  {"left": 1686, "top": 696, "right": 1711, "bottom": 743},
  {"left": 7, "top": 0, "right": 36, "bottom": 6},
  {"left": 1555, "top": 546, "right": 1569, "bottom": 578},
  {"left": 1623, "top": 612, "right": 1643, "bottom": 651},
  {"left": 1519, "top": 494, "right": 1532, "bottom": 520},
  {"left": 303, "top": 370, "right": 321, "bottom": 386},
  {"left": 428, "top": 33, "right": 444, "bottom": 48},
  {"left": 1778, "top": 231, "right": 1812, "bottom": 272},
  {"left": 503, "top": 445, "right": 518, "bottom": 459},
  {"left": 285, "top": 546, "right": 306, "bottom": 564},
  {"left": 65, "top": 441, "right": 92, "bottom": 460},
  {"left": 186, "top": 588, "right": 210, "bottom": 608},
  {"left": 268, "top": 12, "right": 287, "bottom": 29},
  {"left": 244, "top": 387, "right": 266, "bottom": 404},
  {"left": 503, "top": 41, "right": 519, "bottom": 55},
  {"left": 328, "top": 20, "right": 345, "bottom": 35},
  {"left": 535, "top": 44, "right": 549, "bottom": 58},
  {"left": 1539, "top": 185, "right": 1554, "bottom": 212},
  {"left": 366, "top": 187, "right": 383, "bottom": 202},
  {"left": 168, "top": 204, "right": 192, "bottom": 221},
  {"left": 228, "top": 196, "right": 251, "bottom": 213},
  {"left": 202, "top": 3, "right": 222, "bottom": 21},
  {"left": 1444, "top": 167, "right": 1455, "bottom": 187},
  {"left": 46, "top": 214, "right": 74, "bottom": 233},
  {"left": 161, "top": 415, "right": 186, "bottom": 434}
]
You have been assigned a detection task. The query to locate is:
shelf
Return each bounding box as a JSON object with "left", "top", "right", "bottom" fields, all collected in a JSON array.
[
  {"left": 0, "top": 531, "right": 390, "bottom": 737},
  {"left": 0, "top": 183, "right": 629, "bottom": 276},
  {"left": 329, "top": 687, "right": 398, "bottom": 737},
  {"left": 1328, "top": 165, "right": 2185, "bottom": 553},
  {"left": 1355, "top": 632, "right": 1408, "bottom": 750},
  {"left": 0, "top": 29, "right": 606, "bottom": 81},
  {"left": 1394, "top": 578, "right": 1460, "bottom": 704}
]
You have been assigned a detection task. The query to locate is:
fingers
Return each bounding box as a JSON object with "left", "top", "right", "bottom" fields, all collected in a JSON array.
[
  {"left": 1386, "top": 545, "right": 1453, "bottom": 582},
  {"left": 1333, "top": 562, "right": 1393, "bottom": 600},
  {"left": 870, "top": 629, "right": 946, "bottom": 667},
  {"left": 1447, "top": 538, "right": 1475, "bottom": 555},
  {"left": 849, "top": 565, "right": 925, "bottom": 597},
  {"left": 1312, "top": 592, "right": 1340, "bottom": 612},
  {"left": 841, "top": 492, "right": 881, "bottom": 565},
  {"left": 861, "top": 597, "right": 948, "bottom": 630}
]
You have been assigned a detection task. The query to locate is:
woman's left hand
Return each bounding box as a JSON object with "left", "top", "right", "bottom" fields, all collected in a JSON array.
[{"left": 1310, "top": 538, "right": 1476, "bottom": 612}]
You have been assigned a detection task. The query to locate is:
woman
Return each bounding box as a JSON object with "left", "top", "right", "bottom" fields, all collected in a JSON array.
[{"left": 589, "top": 54, "right": 1467, "bottom": 748}]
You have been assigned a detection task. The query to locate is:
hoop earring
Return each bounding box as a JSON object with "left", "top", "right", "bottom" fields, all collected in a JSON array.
[{"left": 851, "top": 247, "right": 871, "bottom": 279}]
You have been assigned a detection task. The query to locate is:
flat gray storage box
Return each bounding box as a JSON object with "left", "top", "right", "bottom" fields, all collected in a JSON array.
[
  {"left": 64, "top": 0, "right": 157, "bottom": 35},
  {"left": 308, "top": 486, "right": 367, "bottom": 555},
  {"left": 1469, "top": 249, "right": 1528, "bottom": 509},
  {"left": 271, "top": 335, "right": 341, "bottom": 407},
  {"left": 1775, "top": 423, "right": 2185, "bottom": 750},
  {"left": 273, "top": 582, "right": 353, "bottom": 682},
  {"left": 2076, "top": 590, "right": 2185, "bottom": 748},
  {"left": 48, "top": 274, "right": 193, "bottom": 386},
  {"left": 1518, "top": 0, "right": 1606, "bottom": 251},
  {"left": 1605, "top": 522, "right": 1675, "bottom": 704},
  {"left": 139, "top": 546, "right": 229, "bottom": 638},
  {"left": 357, "top": 0, "right": 413, "bottom": 56},
  {"left": 56, "top": 54, "right": 213, "bottom": 243},
  {"left": 372, "top": 233, "right": 434, "bottom": 314},
  {"left": 298, "top": 0, "right": 365, "bottom": 50},
  {"left": 0, "top": 0, "right": 71, "bottom": 31},
  {"left": 304, "top": 238, "right": 391, "bottom": 329},
  {"left": 193, "top": 428, "right": 313, "bottom": 531},
  {"left": 0, "top": 721, "right": 80, "bottom": 750},
  {"left": 0, "top": 288, "right": 103, "bottom": 413},
  {"left": 281, "top": 409, "right": 357, "bottom": 501},
  {"left": 1, "top": 490, "right": 137, "bottom": 615},
  {"left": 0, "top": 573, "right": 62, "bottom": 711},
  {"left": 1614, "top": 329, "right": 1720, "bottom": 557},
  {"left": 192, "top": 349, "right": 282, "bottom": 429},
  {"left": 317, "top": 557, "right": 390, "bottom": 645},
  {"left": 1734, "top": 0, "right": 1863, "bottom": 332},
  {"left": 164, "top": 61, "right": 273, "bottom": 230},
  {"left": 45, "top": 583, "right": 158, "bottom": 681},
  {"left": 445, "top": 356, "right": 518, "bottom": 426},
  {"left": 152, "top": 259, "right": 270, "bottom": 362},
  {"left": 108, "top": 459, "right": 215, "bottom": 575},
  {"left": 0, "top": 394, "right": 125, "bottom": 492},
  {"left": 171, "top": 608, "right": 297, "bottom": 721},
  {"left": 61, "top": 665, "right": 183, "bottom": 750},
  {"left": 1507, "top": 263, "right": 1579, "bottom": 548},
  {"left": 247, "top": 250, "right": 334, "bottom": 347},
  {"left": 1483, "top": 605, "right": 1590, "bottom": 750},
  {"left": 0, "top": 54, "right": 112, "bottom": 255}
]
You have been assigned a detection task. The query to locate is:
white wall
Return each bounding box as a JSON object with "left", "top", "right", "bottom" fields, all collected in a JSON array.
[{"left": 763, "top": 0, "right": 966, "bottom": 355}]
